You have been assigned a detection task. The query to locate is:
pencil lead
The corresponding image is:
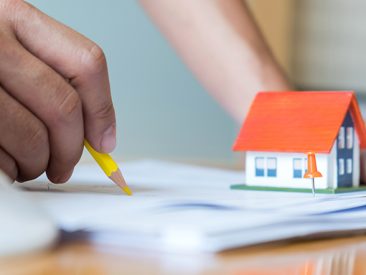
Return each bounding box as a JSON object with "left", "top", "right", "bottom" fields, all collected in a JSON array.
[
  {"left": 109, "top": 169, "right": 132, "bottom": 196},
  {"left": 122, "top": 186, "right": 132, "bottom": 196}
]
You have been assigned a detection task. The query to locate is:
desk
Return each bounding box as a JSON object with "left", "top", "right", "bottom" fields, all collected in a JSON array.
[{"left": 2, "top": 235, "right": 366, "bottom": 275}]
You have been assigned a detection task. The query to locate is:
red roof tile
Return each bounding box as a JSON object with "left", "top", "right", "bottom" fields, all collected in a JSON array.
[{"left": 233, "top": 91, "right": 366, "bottom": 153}]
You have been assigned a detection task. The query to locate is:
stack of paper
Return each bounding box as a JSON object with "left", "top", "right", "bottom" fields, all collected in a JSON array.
[{"left": 18, "top": 160, "right": 366, "bottom": 253}]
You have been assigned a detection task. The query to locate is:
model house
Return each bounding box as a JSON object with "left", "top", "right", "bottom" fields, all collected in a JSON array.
[{"left": 232, "top": 91, "right": 366, "bottom": 192}]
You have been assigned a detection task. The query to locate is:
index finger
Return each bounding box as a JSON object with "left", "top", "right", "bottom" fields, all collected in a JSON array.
[{"left": 7, "top": 0, "right": 116, "bottom": 153}]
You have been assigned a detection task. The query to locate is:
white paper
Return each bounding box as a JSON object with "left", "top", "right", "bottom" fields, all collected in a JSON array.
[{"left": 17, "top": 160, "right": 366, "bottom": 253}]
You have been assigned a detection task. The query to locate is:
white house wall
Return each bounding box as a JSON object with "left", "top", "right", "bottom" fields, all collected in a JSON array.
[
  {"left": 245, "top": 128, "right": 361, "bottom": 190},
  {"left": 353, "top": 133, "right": 360, "bottom": 187},
  {"left": 246, "top": 151, "right": 329, "bottom": 189}
]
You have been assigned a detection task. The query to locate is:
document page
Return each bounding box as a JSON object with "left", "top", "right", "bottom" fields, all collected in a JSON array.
[{"left": 17, "top": 160, "right": 366, "bottom": 253}]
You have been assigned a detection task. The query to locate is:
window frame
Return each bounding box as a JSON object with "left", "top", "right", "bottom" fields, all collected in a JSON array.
[
  {"left": 339, "top": 158, "right": 345, "bottom": 175},
  {"left": 346, "top": 158, "right": 352, "bottom": 174},
  {"left": 346, "top": 127, "right": 353, "bottom": 149},
  {"left": 267, "top": 157, "right": 277, "bottom": 177},
  {"left": 293, "top": 158, "right": 303, "bottom": 178},
  {"left": 338, "top": 127, "right": 345, "bottom": 149},
  {"left": 255, "top": 157, "right": 265, "bottom": 177}
]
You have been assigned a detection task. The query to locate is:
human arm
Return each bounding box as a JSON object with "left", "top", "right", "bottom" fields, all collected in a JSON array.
[{"left": 139, "top": 0, "right": 291, "bottom": 123}]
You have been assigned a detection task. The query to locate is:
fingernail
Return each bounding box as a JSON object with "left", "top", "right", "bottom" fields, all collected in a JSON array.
[{"left": 101, "top": 124, "right": 116, "bottom": 153}]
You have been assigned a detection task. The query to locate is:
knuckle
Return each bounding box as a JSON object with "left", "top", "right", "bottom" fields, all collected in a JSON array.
[
  {"left": 93, "top": 100, "right": 115, "bottom": 121},
  {"left": 2, "top": 0, "right": 27, "bottom": 22},
  {"left": 52, "top": 86, "right": 82, "bottom": 124},
  {"left": 80, "top": 43, "right": 107, "bottom": 74},
  {"left": 2, "top": 0, "right": 23, "bottom": 11},
  {"left": 25, "top": 122, "right": 48, "bottom": 157}
]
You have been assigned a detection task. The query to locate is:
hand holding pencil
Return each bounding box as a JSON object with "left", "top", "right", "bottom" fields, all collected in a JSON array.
[{"left": 0, "top": 1, "right": 119, "bottom": 183}]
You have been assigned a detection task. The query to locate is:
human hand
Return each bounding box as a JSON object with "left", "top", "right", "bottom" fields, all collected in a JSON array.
[{"left": 0, "top": 0, "right": 116, "bottom": 183}]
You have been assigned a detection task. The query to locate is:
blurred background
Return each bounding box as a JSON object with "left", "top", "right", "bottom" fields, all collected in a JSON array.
[
  {"left": 27, "top": 0, "right": 366, "bottom": 166},
  {"left": 249, "top": 0, "right": 366, "bottom": 105}
]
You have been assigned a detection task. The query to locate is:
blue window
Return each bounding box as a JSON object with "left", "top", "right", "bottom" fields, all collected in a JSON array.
[
  {"left": 346, "top": 127, "right": 353, "bottom": 149},
  {"left": 255, "top": 157, "right": 265, "bottom": 177},
  {"left": 267, "top": 157, "right": 277, "bottom": 177},
  {"left": 293, "top": 158, "right": 302, "bottom": 178}
]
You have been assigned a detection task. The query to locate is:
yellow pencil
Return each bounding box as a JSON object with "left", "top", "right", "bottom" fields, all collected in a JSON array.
[{"left": 84, "top": 140, "right": 132, "bottom": 196}]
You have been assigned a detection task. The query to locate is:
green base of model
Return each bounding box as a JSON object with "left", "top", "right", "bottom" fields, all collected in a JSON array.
[{"left": 231, "top": 184, "right": 366, "bottom": 194}]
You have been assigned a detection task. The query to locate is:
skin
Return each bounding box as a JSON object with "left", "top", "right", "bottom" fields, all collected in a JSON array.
[
  {"left": 139, "top": 0, "right": 291, "bottom": 123},
  {"left": 0, "top": 0, "right": 116, "bottom": 183}
]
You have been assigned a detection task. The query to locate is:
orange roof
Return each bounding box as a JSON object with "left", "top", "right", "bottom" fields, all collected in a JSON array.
[{"left": 233, "top": 91, "right": 366, "bottom": 153}]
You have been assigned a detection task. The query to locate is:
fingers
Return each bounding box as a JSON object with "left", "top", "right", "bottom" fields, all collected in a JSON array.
[
  {"left": 0, "top": 34, "right": 84, "bottom": 183},
  {"left": 0, "top": 147, "right": 17, "bottom": 181},
  {"left": 0, "top": 87, "right": 49, "bottom": 181},
  {"left": 70, "top": 48, "right": 116, "bottom": 154},
  {"left": 8, "top": 0, "right": 116, "bottom": 153}
]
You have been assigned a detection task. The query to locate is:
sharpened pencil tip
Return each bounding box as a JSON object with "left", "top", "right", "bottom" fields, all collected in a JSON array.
[
  {"left": 122, "top": 186, "right": 133, "bottom": 196},
  {"left": 109, "top": 169, "right": 132, "bottom": 196}
]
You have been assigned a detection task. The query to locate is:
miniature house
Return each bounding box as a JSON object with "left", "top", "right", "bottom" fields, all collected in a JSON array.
[{"left": 233, "top": 91, "right": 366, "bottom": 191}]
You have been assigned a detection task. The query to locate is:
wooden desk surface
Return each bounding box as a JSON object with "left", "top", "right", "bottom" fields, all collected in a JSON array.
[{"left": 2, "top": 235, "right": 366, "bottom": 275}]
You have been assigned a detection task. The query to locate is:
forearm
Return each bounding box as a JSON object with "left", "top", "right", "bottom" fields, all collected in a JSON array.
[{"left": 140, "top": 0, "right": 291, "bottom": 123}]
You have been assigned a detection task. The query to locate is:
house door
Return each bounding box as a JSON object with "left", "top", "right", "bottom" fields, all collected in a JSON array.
[{"left": 337, "top": 112, "right": 354, "bottom": 187}]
